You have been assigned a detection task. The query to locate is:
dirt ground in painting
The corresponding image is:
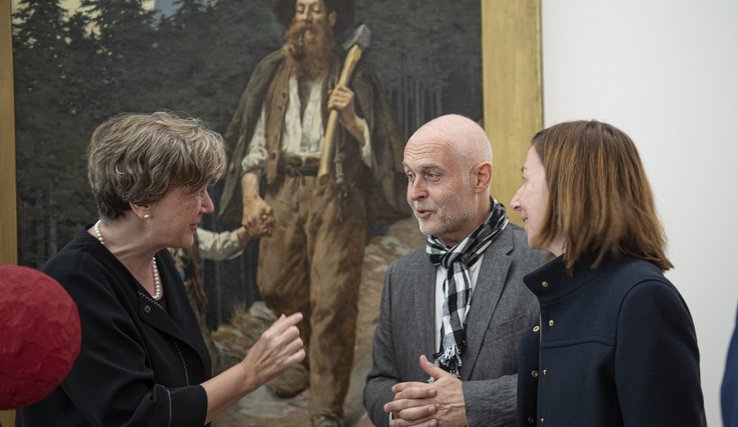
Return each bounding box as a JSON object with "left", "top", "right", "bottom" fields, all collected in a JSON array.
[{"left": 211, "top": 217, "right": 425, "bottom": 427}]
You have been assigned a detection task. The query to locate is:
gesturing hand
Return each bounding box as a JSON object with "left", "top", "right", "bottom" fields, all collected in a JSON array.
[{"left": 241, "top": 312, "right": 305, "bottom": 387}]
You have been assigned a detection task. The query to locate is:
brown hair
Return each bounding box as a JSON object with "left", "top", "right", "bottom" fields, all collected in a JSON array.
[
  {"left": 88, "top": 111, "right": 225, "bottom": 219},
  {"left": 532, "top": 120, "right": 672, "bottom": 272}
]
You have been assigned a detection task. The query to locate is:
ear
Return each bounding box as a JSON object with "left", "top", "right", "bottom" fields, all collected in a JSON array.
[
  {"left": 129, "top": 202, "right": 151, "bottom": 221},
  {"left": 473, "top": 162, "right": 492, "bottom": 194},
  {"left": 328, "top": 10, "right": 337, "bottom": 28}
]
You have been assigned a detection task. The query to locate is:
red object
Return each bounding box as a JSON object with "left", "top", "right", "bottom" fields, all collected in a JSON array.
[{"left": 0, "top": 264, "right": 81, "bottom": 409}]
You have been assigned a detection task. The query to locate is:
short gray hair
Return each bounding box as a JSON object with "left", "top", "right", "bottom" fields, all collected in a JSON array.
[{"left": 88, "top": 111, "right": 226, "bottom": 219}]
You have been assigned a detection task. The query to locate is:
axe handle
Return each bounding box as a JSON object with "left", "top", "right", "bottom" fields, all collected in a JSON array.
[{"left": 318, "top": 45, "right": 364, "bottom": 178}]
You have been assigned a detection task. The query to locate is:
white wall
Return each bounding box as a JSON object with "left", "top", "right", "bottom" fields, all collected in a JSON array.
[{"left": 541, "top": 1, "right": 738, "bottom": 425}]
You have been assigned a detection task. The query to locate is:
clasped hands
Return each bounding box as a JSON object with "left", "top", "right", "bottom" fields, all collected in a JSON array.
[
  {"left": 383, "top": 355, "right": 467, "bottom": 427},
  {"left": 242, "top": 196, "right": 275, "bottom": 238}
]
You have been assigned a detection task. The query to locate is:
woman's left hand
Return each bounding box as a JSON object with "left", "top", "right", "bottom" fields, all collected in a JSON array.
[{"left": 241, "top": 312, "right": 305, "bottom": 387}]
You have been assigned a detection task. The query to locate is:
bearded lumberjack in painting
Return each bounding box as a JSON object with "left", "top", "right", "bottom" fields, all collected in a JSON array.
[{"left": 218, "top": 0, "right": 406, "bottom": 425}]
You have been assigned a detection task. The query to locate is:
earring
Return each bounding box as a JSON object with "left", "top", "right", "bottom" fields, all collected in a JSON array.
[{"left": 144, "top": 214, "right": 151, "bottom": 221}]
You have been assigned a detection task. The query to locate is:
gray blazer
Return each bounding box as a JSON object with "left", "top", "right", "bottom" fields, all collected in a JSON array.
[{"left": 363, "top": 223, "right": 545, "bottom": 427}]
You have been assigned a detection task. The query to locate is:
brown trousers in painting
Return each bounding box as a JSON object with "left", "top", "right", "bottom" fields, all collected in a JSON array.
[{"left": 257, "top": 174, "right": 366, "bottom": 420}]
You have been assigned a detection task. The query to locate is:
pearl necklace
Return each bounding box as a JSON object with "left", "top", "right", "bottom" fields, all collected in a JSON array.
[{"left": 94, "top": 220, "right": 162, "bottom": 300}]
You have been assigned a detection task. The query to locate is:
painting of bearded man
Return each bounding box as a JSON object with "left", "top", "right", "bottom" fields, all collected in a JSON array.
[{"left": 217, "top": 0, "right": 407, "bottom": 425}]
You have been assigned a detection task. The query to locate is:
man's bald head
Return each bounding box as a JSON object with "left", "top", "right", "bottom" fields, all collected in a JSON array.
[
  {"left": 406, "top": 114, "right": 492, "bottom": 173},
  {"left": 403, "top": 114, "right": 494, "bottom": 245}
]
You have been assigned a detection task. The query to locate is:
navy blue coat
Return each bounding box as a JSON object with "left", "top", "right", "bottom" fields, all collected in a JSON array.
[
  {"left": 722, "top": 306, "right": 738, "bottom": 426},
  {"left": 517, "top": 254, "right": 705, "bottom": 426}
]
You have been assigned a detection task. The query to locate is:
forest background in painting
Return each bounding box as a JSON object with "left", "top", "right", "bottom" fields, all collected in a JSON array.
[{"left": 12, "top": 0, "right": 481, "bottom": 325}]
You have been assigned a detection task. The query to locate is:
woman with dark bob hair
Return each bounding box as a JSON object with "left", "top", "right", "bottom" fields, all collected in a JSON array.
[
  {"left": 17, "top": 112, "right": 304, "bottom": 426},
  {"left": 510, "top": 120, "right": 705, "bottom": 426}
]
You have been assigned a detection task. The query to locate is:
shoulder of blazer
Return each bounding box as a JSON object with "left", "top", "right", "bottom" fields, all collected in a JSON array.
[
  {"left": 504, "top": 223, "right": 549, "bottom": 267},
  {"left": 388, "top": 246, "right": 429, "bottom": 274}
]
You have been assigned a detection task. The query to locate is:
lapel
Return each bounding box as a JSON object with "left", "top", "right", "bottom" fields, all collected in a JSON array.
[
  {"left": 137, "top": 254, "right": 211, "bottom": 373},
  {"left": 137, "top": 294, "right": 190, "bottom": 343},
  {"left": 460, "top": 227, "right": 513, "bottom": 380},
  {"left": 412, "top": 255, "right": 439, "bottom": 361}
]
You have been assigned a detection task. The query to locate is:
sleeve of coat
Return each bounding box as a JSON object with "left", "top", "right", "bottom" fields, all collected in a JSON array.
[
  {"left": 463, "top": 374, "right": 518, "bottom": 426},
  {"left": 615, "top": 279, "right": 706, "bottom": 426},
  {"left": 363, "top": 262, "right": 401, "bottom": 427},
  {"left": 49, "top": 254, "right": 208, "bottom": 427}
]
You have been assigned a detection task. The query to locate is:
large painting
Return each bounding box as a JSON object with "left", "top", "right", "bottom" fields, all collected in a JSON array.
[
  {"left": 0, "top": 0, "right": 541, "bottom": 425},
  {"left": 6, "top": 0, "right": 487, "bottom": 314}
]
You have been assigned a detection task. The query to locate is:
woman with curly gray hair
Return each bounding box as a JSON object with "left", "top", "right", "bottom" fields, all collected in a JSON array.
[{"left": 17, "top": 112, "right": 304, "bottom": 427}]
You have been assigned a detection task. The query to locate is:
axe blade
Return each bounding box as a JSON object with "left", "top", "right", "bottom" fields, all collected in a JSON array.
[{"left": 342, "top": 23, "right": 371, "bottom": 51}]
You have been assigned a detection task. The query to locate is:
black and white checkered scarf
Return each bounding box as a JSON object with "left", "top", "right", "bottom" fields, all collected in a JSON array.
[{"left": 426, "top": 198, "right": 508, "bottom": 379}]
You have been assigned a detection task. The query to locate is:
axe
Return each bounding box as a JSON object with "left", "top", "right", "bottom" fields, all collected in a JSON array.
[{"left": 318, "top": 24, "right": 372, "bottom": 178}]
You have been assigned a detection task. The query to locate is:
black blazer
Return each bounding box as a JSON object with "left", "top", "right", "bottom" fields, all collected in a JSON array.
[{"left": 17, "top": 230, "right": 211, "bottom": 427}]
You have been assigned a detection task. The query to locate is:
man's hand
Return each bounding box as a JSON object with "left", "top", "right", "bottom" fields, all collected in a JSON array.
[
  {"left": 241, "top": 172, "right": 275, "bottom": 237},
  {"left": 384, "top": 380, "right": 438, "bottom": 427},
  {"left": 327, "top": 84, "right": 366, "bottom": 145},
  {"left": 242, "top": 196, "right": 274, "bottom": 237},
  {"left": 383, "top": 355, "right": 467, "bottom": 427}
]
